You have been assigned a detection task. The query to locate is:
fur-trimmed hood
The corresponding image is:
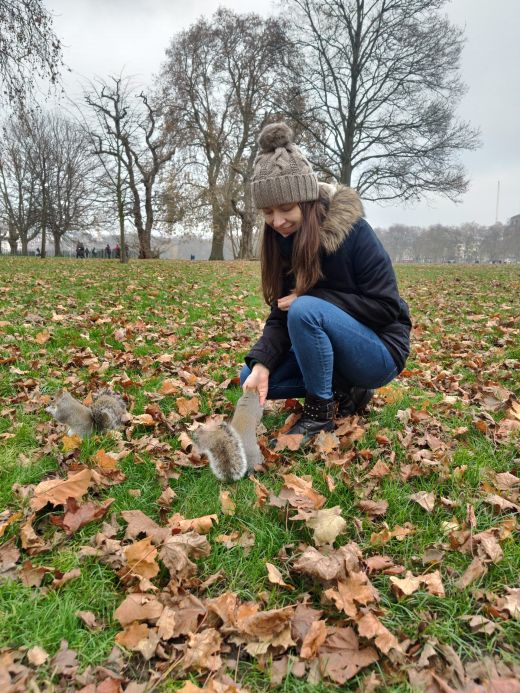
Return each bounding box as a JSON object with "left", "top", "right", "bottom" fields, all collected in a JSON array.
[{"left": 318, "top": 183, "right": 364, "bottom": 254}]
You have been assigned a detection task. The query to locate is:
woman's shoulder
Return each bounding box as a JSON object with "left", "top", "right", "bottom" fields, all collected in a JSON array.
[{"left": 319, "top": 184, "right": 365, "bottom": 254}]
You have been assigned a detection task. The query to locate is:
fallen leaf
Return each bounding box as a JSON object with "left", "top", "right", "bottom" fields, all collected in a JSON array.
[
  {"left": 456, "top": 557, "right": 488, "bottom": 589},
  {"left": 30, "top": 468, "right": 92, "bottom": 511},
  {"left": 266, "top": 562, "right": 294, "bottom": 590},
  {"left": 357, "top": 499, "right": 389, "bottom": 517},
  {"left": 303, "top": 506, "right": 347, "bottom": 545},
  {"left": 176, "top": 396, "right": 200, "bottom": 417},
  {"left": 219, "top": 490, "right": 236, "bottom": 516},
  {"left": 410, "top": 491, "right": 435, "bottom": 512},
  {"left": 300, "top": 620, "right": 327, "bottom": 659},
  {"left": 62, "top": 434, "right": 82, "bottom": 451},
  {"left": 319, "top": 627, "right": 379, "bottom": 684},
  {"left": 124, "top": 537, "right": 160, "bottom": 580},
  {"left": 27, "top": 646, "right": 49, "bottom": 665}
]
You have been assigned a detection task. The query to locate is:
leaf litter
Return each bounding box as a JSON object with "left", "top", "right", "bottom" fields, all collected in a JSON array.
[{"left": 0, "top": 260, "right": 519, "bottom": 690}]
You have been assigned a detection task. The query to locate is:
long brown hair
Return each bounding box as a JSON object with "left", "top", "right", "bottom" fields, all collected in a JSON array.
[{"left": 260, "top": 193, "right": 329, "bottom": 305}]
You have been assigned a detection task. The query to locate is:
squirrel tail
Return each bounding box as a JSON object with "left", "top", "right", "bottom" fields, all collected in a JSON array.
[
  {"left": 91, "top": 389, "right": 127, "bottom": 433},
  {"left": 194, "top": 423, "right": 248, "bottom": 482}
]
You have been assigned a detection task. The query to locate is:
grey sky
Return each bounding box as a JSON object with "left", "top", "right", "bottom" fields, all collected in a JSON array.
[{"left": 47, "top": 0, "right": 520, "bottom": 228}]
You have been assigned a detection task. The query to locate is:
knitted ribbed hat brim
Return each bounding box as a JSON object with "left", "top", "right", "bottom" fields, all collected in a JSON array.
[{"left": 252, "top": 173, "right": 319, "bottom": 209}]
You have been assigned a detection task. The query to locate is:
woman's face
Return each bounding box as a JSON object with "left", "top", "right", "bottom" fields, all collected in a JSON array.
[{"left": 262, "top": 203, "right": 302, "bottom": 238}]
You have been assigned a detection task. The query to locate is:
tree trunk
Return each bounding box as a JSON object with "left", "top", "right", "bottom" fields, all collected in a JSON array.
[
  {"left": 209, "top": 199, "right": 229, "bottom": 261},
  {"left": 20, "top": 238, "right": 28, "bottom": 255},
  {"left": 41, "top": 225, "right": 47, "bottom": 258},
  {"left": 8, "top": 237, "right": 18, "bottom": 254},
  {"left": 53, "top": 230, "right": 62, "bottom": 257}
]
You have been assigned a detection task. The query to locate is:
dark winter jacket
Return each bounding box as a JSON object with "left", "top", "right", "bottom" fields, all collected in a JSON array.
[{"left": 245, "top": 184, "right": 412, "bottom": 374}]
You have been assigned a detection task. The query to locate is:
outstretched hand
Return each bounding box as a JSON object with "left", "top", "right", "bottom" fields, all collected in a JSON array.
[{"left": 243, "top": 363, "right": 269, "bottom": 406}]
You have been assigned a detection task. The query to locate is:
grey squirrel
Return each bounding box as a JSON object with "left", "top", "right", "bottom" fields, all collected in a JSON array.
[
  {"left": 194, "top": 391, "right": 264, "bottom": 482},
  {"left": 45, "top": 389, "right": 128, "bottom": 438}
]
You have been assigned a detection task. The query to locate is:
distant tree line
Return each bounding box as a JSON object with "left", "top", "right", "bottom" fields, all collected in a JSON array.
[
  {"left": 376, "top": 221, "right": 520, "bottom": 264},
  {"left": 0, "top": 0, "right": 484, "bottom": 260}
]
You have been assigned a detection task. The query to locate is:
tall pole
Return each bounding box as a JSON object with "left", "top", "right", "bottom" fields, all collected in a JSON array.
[{"left": 495, "top": 180, "right": 500, "bottom": 223}]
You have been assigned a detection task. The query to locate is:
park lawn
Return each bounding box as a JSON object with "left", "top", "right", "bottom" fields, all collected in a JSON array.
[{"left": 0, "top": 256, "right": 518, "bottom": 691}]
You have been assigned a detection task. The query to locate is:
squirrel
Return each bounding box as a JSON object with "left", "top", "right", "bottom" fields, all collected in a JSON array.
[
  {"left": 194, "top": 391, "right": 264, "bottom": 482},
  {"left": 45, "top": 389, "right": 128, "bottom": 438}
]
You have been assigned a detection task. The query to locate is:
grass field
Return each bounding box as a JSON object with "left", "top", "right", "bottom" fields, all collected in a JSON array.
[{"left": 0, "top": 257, "right": 519, "bottom": 691}]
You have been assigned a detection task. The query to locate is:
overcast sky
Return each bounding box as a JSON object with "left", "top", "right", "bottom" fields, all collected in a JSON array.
[{"left": 46, "top": 0, "right": 520, "bottom": 228}]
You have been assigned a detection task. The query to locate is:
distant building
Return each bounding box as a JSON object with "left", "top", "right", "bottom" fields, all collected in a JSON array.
[{"left": 509, "top": 214, "right": 520, "bottom": 229}]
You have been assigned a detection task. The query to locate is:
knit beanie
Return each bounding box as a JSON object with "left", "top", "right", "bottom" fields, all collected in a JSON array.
[{"left": 251, "top": 122, "right": 319, "bottom": 209}]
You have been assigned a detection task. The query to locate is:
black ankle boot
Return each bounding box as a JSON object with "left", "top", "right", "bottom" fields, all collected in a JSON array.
[
  {"left": 335, "top": 387, "right": 374, "bottom": 417},
  {"left": 286, "top": 393, "right": 335, "bottom": 442}
]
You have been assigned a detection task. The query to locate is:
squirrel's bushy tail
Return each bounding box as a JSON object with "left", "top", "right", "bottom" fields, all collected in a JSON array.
[{"left": 91, "top": 389, "right": 127, "bottom": 432}]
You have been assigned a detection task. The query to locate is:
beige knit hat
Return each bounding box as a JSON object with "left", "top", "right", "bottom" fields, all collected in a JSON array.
[{"left": 251, "top": 122, "right": 319, "bottom": 209}]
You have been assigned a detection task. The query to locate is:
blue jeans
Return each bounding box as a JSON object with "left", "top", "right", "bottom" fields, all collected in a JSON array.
[{"left": 240, "top": 296, "right": 398, "bottom": 400}]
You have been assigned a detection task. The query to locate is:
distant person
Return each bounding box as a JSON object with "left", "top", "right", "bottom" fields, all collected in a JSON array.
[
  {"left": 240, "top": 122, "right": 411, "bottom": 441},
  {"left": 91, "top": 247, "right": 97, "bottom": 258},
  {"left": 114, "top": 243, "right": 120, "bottom": 259},
  {"left": 76, "top": 242, "right": 85, "bottom": 259},
  {"left": 105, "top": 244, "right": 111, "bottom": 259},
  {"left": 35, "top": 247, "right": 41, "bottom": 257},
  {"left": 84, "top": 247, "right": 89, "bottom": 258},
  {"left": 190, "top": 254, "right": 195, "bottom": 261}
]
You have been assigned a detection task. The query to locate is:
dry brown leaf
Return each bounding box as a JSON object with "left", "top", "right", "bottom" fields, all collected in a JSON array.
[
  {"left": 132, "top": 413, "right": 155, "bottom": 427},
  {"left": 124, "top": 537, "right": 160, "bottom": 580},
  {"left": 114, "top": 593, "right": 164, "bottom": 626},
  {"left": 169, "top": 512, "right": 218, "bottom": 534},
  {"left": 51, "top": 497, "right": 114, "bottom": 535},
  {"left": 115, "top": 622, "right": 150, "bottom": 649},
  {"left": 266, "top": 562, "right": 294, "bottom": 590},
  {"left": 280, "top": 473, "right": 326, "bottom": 510},
  {"left": 219, "top": 490, "right": 236, "bottom": 516},
  {"left": 390, "top": 571, "right": 422, "bottom": 597},
  {"left": 357, "top": 499, "right": 389, "bottom": 517},
  {"left": 300, "top": 620, "right": 327, "bottom": 660},
  {"left": 368, "top": 460, "right": 391, "bottom": 478},
  {"left": 76, "top": 610, "right": 104, "bottom": 630},
  {"left": 251, "top": 476, "right": 269, "bottom": 508},
  {"left": 319, "top": 626, "right": 379, "bottom": 684},
  {"left": 356, "top": 611, "right": 402, "bottom": 654},
  {"left": 183, "top": 628, "right": 222, "bottom": 672},
  {"left": 303, "top": 506, "right": 347, "bottom": 546},
  {"left": 484, "top": 494, "right": 520, "bottom": 513},
  {"left": 325, "top": 573, "right": 379, "bottom": 618},
  {"left": 456, "top": 557, "right": 488, "bottom": 589},
  {"left": 273, "top": 433, "right": 305, "bottom": 451},
  {"left": 27, "top": 645, "right": 49, "bottom": 665},
  {"left": 176, "top": 396, "right": 201, "bottom": 417},
  {"left": 410, "top": 491, "right": 436, "bottom": 512},
  {"left": 370, "top": 523, "right": 416, "bottom": 545},
  {"left": 51, "top": 568, "right": 81, "bottom": 589},
  {"left": 30, "top": 468, "right": 92, "bottom": 511}
]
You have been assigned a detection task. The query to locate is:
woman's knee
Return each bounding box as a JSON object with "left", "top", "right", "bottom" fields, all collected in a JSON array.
[{"left": 287, "top": 295, "right": 320, "bottom": 327}]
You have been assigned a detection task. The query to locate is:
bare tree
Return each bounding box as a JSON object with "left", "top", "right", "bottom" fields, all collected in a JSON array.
[
  {"left": 0, "top": 117, "right": 39, "bottom": 254},
  {"left": 282, "top": 0, "right": 480, "bottom": 202},
  {"left": 160, "top": 9, "right": 293, "bottom": 260},
  {"left": 84, "top": 76, "right": 176, "bottom": 259},
  {"left": 45, "top": 115, "right": 95, "bottom": 256},
  {"left": 0, "top": 0, "right": 62, "bottom": 105}
]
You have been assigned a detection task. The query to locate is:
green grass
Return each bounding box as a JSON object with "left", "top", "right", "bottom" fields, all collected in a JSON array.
[{"left": 0, "top": 257, "right": 519, "bottom": 690}]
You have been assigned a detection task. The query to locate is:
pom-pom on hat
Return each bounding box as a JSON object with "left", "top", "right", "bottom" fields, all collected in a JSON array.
[{"left": 251, "top": 122, "right": 319, "bottom": 209}]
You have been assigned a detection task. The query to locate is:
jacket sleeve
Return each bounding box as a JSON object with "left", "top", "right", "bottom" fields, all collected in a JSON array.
[
  {"left": 245, "top": 303, "right": 291, "bottom": 373},
  {"left": 310, "top": 221, "right": 402, "bottom": 329}
]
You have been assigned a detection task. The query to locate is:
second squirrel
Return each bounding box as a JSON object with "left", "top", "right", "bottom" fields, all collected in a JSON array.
[
  {"left": 46, "top": 389, "right": 128, "bottom": 438},
  {"left": 194, "top": 391, "right": 264, "bottom": 482}
]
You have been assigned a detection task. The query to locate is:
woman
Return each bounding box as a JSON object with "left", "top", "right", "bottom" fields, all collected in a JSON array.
[{"left": 241, "top": 123, "right": 411, "bottom": 440}]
